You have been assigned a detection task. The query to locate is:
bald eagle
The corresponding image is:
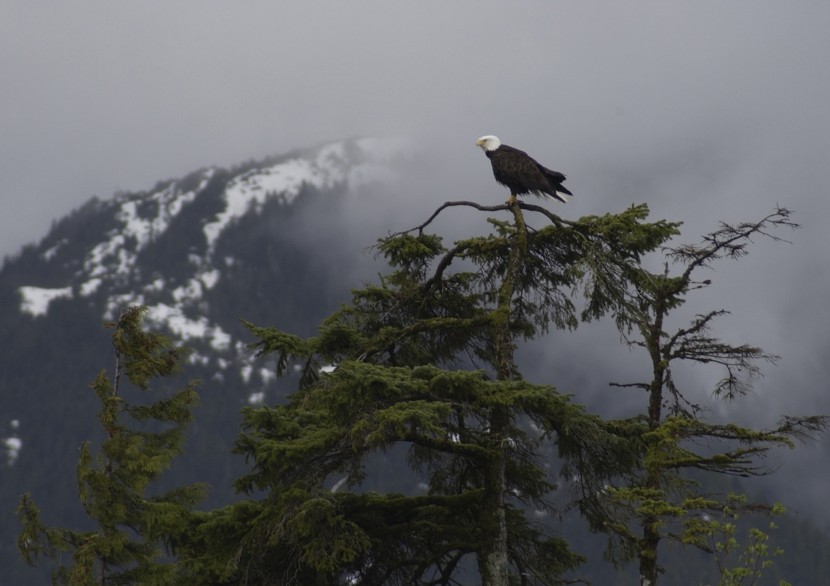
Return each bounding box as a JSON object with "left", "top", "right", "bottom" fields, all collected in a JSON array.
[{"left": 476, "top": 135, "right": 572, "bottom": 205}]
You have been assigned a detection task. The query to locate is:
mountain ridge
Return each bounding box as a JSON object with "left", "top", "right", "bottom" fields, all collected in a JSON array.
[
  {"left": 0, "top": 137, "right": 411, "bottom": 583},
  {"left": 13, "top": 137, "right": 409, "bottom": 316}
]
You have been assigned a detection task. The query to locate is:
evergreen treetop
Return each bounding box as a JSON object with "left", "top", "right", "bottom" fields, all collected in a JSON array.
[
  {"left": 193, "top": 200, "right": 679, "bottom": 585},
  {"left": 18, "top": 306, "right": 204, "bottom": 585},
  {"left": 590, "top": 207, "right": 828, "bottom": 585}
]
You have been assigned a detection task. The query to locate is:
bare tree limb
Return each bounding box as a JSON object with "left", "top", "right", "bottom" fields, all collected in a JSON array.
[{"left": 395, "top": 200, "right": 573, "bottom": 236}]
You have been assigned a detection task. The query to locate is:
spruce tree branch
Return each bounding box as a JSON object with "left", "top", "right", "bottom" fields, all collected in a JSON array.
[
  {"left": 429, "top": 551, "right": 466, "bottom": 586},
  {"left": 671, "top": 340, "right": 773, "bottom": 368},
  {"left": 674, "top": 448, "right": 772, "bottom": 477},
  {"left": 421, "top": 242, "right": 470, "bottom": 295},
  {"left": 395, "top": 200, "right": 574, "bottom": 236},
  {"left": 775, "top": 414, "right": 830, "bottom": 442},
  {"left": 396, "top": 201, "right": 507, "bottom": 236},
  {"left": 609, "top": 382, "right": 650, "bottom": 391},
  {"left": 665, "top": 310, "right": 728, "bottom": 357},
  {"left": 403, "top": 432, "right": 492, "bottom": 459},
  {"left": 357, "top": 314, "right": 493, "bottom": 364},
  {"left": 672, "top": 207, "right": 798, "bottom": 284}
]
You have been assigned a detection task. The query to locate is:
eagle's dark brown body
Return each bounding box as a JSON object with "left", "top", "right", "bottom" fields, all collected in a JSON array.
[{"left": 485, "top": 144, "right": 572, "bottom": 203}]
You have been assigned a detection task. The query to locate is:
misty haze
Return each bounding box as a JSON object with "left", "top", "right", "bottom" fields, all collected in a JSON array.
[{"left": 2, "top": 3, "right": 829, "bottom": 584}]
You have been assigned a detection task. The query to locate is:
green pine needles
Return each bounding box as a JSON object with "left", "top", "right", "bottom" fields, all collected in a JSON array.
[{"left": 18, "top": 306, "right": 204, "bottom": 585}]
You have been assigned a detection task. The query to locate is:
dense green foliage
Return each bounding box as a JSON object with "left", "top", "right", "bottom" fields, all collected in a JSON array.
[{"left": 17, "top": 307, "right": 204, "bottom": 584}]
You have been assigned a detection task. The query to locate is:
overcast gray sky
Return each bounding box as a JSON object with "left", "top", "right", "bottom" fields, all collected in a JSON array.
[
  {"left": 3, "top": 1, "right": 829, "bottom": 515},
  {"left": 4, "top": 3, "right": 827, "bottom": 253}
]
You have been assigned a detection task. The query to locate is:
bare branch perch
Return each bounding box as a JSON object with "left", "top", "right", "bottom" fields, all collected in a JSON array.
[
  {"left": 395, "top": 200, "right": 573, "bottom": 236},
  {"left": 396, "top": 201, "right": 507, "bottom": 236}
]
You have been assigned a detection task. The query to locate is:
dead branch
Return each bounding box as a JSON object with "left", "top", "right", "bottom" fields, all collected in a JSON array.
[{"left": 395, "top": 200, "right": 571, "bottom": 236}]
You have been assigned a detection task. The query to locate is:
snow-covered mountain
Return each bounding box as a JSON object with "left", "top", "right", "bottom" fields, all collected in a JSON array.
[
  {"left": 0, "top": 137, "right": 410, "bottom": 582},
  {"left": 20, "top": 139, "right": 404, "bottom": 326},
  {"left": 12, "top": 137, "right": 408, "bottom": 394}
]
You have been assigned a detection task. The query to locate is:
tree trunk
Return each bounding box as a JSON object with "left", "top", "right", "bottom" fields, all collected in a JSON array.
[
  {"left": 479, "top": 405, "right": 510, "bottom": 586},
  {"left": 478, "top": 202, "right": 527, "bottom": 586},
  {"left": 639, "top": 305, "right": 666, "bottom": 586},
  {"left": 639, "top": 518, "right": 660, "bottom": 586}
]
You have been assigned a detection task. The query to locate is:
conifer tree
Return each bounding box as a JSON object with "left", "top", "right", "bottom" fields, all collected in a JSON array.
[
  {"left": 586, "top": 208, "right": 828, "bottom": 585},
  {"left": 17, "top": 306, "right": 204, "bottom": 585},
  {"left": 181, "top": 200, "right": 679, "bottom": 585},
  {"left": 704, "top": 495, "right": 790, "bottom": 586}
]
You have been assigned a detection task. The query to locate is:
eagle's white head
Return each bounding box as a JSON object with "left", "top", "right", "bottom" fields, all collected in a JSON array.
[{"left": 476, "top": 135, "right": 502, "bottom": 152}]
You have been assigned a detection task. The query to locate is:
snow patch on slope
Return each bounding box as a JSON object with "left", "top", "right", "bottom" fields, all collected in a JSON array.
[
  {"left": 121, "top": 172, "right": 213, "bottom": 249},
  {"left": 80, "top": 278, "right": 103, "bottom": 297},
  {"left": 84, "top": 169, "right": 214, "bottom": 281},
  {"left": 203, "top": 137, "right": 409, "bottom": 253},
  {"left": 22, "top": 166, "right": 220, "bottom": 317},
  {"left": 204, "top": 158, "right": 332, "bottom": 250},
  {"left": 105, "top": 293, "right": 145, "bottom": 320},
  {"left": 42, "top": 239, "right": 68, "bottom": 262},
  {"left": 3, "top": 420, "right": 21, "bottom": 466},
  {"left": 145, "top": 303, "right": 232, "bottom": 353},
  {"left": 16, "top": 138, "right": 409, "bottom": 389},
  {"left": 18, "top": 286, "right": 73, "bottom": 317},
  {"left": 3, "top": 437, "right": 21, "bottom": 466}
]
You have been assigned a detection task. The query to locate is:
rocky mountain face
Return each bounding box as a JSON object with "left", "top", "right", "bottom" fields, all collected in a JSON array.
[{"left": 0, "top": 138, "right": 410, "bottom": 582}]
